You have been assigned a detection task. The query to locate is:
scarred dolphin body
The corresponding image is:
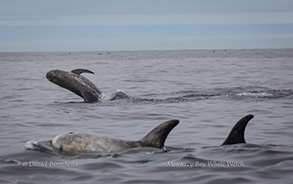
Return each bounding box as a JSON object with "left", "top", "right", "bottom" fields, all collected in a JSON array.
[
  {"left": 27, "top": 115, "right": 256, "bottom": 155},
  {"left": 50, "top": 115, "right": 253, "bottom": 154},
  {"left": 51, "top": 120, "right": 179, "bottom": 153},
  {"left": 46, "top": 69, "right": 101, "bottom": 103}
]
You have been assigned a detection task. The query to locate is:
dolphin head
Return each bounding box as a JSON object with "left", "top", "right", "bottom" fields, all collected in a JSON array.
[
  {"left": 46, "top": 69, "right": 84, "bottom": 98},
  {"left": 46, "top": 70, "right": 69, "bottom": 87}
]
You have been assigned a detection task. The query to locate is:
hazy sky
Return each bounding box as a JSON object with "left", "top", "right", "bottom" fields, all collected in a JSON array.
[{"left": 1, "top": 0, "right": 293, "bottom": 52}]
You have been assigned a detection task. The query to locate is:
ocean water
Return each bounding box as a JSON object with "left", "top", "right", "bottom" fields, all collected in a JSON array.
[{"left": 0, "top": 49, "right": 293, "bottom": 183}]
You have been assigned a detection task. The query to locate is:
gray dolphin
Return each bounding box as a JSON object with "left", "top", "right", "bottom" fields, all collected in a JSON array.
[
  {"left": 51, "top": 119, "right": 179, "bottom": 153},
  {"left": 46, "top": 69, "right": 101, "bottom": 103},
  {"left": 222, "top": 114, "right": 254, "bottom": 145}
]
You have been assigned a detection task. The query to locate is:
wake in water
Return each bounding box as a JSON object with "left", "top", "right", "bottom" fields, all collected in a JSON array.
[
  {"left": 46, "top": 87, "right": 293, "bottom": 109},
  {"left": 175, "top": 87, "right": 293, "bottom": 101},
  {"left": 105, "top": 87, "right": 293, "bottom": 106}
]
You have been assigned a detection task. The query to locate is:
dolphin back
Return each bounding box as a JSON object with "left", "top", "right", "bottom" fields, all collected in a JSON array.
[
  {"left": 139, "top": 119, "right": 179, "bottom": 148},
  {"left": 222, "top": 114, "right": 254, "bottom": 145}
]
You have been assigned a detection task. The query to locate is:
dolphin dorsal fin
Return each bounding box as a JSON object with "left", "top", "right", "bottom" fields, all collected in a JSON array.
[
  {"left": 222, "top": 114, "right": 254, "bottom": 145},
  {"left": 139, "top": 120, "right": 179, "bottom": 148},
  {"left": 71, "top": 69, "right": 94, "bottom": 75}
]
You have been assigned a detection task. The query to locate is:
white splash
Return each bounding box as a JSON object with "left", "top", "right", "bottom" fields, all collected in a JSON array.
[
  {"left": 100, "top": 90, "right": 129, "bottom": 101},
  {"left": 236, "top": 92, "right": 273, "bottom": 97},
  {"left": 25, "top": 140, "right": 40, "bottom": 150}
]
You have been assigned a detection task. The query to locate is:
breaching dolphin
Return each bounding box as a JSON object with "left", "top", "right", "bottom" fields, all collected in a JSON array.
[
  {"left": 221, "top": 114, "right": 254, "bottom": 145},
  {"left": 51, "top": 119, "right": 179, "bottom": 153},
  {"left": 46, "top": 69, "right": 101, "bottom": 103}
]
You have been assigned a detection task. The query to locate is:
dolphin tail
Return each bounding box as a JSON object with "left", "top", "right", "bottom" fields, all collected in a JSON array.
[
  {"left": 139, "top": 119, "right": 179, "bottom": 149},
  {"left": 71, "top": 69, "right": 95, "bottom": 75},
  {"left": 222, "top": 114, "right": 254, "bottom": 145}
]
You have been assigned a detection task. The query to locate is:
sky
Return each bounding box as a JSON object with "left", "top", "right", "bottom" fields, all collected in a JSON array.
[{"left": 1, "top": 0, "right": 293, "bottom": 52}]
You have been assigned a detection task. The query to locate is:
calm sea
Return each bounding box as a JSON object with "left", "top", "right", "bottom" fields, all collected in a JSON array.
[{"left": 0, "top": 49, "right": 293, "bottom": 183}]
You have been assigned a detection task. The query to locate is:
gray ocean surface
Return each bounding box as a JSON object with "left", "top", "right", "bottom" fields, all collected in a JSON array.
[{"left": 0, "top": 49, "right": 293, "bottom": 183}]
